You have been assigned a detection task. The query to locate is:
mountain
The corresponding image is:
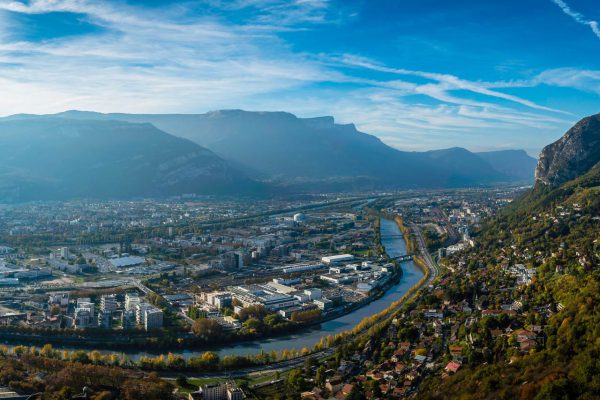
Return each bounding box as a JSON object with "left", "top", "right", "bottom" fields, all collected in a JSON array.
[
  {"left": 417, "top": 113, "right": 600, "bottom": 399},
  {"left": 0, "top": 117, "right": 260, "bottom": 202},
  {"left": 51, "top": 110, "right": 535, "bottom": 188},
  {"left": 476, "top": 149, "right": 537, "bottom": 182},
  {"left": 535, "top": 113, "right": 600, "bottom": 186}
]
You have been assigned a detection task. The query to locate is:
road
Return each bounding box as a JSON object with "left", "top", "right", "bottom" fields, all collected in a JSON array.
[
  {"left": 411, "top": 223, "right": 440, "bottom": 283},
  {"left": 161, "top": 218, "right": 441, "bottom": 382}
]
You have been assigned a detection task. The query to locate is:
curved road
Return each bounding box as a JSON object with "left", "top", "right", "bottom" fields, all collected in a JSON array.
[{"left": 163, "top": 219, "right": 440, "bottom": 381}]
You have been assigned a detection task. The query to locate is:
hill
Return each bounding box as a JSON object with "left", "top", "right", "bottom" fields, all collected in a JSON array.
[
  {"left": 476, "top": 149, "right": 537, "bottom": 182},
  {"left": 0, "top": 117, "right": 260, "bottom": 202},
  {"left": 417, "top": 113, "right": 600, "bottom": 399},
  {"left": 51, "top": 110, "right": 536, "bottom": 189}
]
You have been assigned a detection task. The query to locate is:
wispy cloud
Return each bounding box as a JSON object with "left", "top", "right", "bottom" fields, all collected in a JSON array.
[
  {"left": 334, "top": 54, "right": 568, "bottom": 114},
  {"left": 0, "top": 0, "right": 592, "bottom": 154},
  {"left": 536, "top": 67, "right": 600, "bottom": 94},
  {"left": 550, "top": 0, "right": 600, "bottom": 40}
]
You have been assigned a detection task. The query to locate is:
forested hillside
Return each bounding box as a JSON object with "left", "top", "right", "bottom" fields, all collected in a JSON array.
[{"left": 418, "top": 167, "right": 600, "bottom": 399}]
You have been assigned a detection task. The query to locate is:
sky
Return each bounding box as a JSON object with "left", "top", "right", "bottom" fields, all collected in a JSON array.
[{"left": 0, "top": 0, "right": 599, "bottom": 155}]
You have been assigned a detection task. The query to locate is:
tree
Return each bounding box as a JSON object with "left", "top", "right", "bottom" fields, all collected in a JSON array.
[
  {"left": 192, "top": 318, "right": 223, "bottom": 341},
  {"left": 285, "top": 369, "right": 306, "bottom": 396},
  {"left": 315, "top": 366, "right": 326, "bottom": 388}
]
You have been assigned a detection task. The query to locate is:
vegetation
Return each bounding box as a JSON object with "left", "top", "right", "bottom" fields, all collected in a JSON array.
[{"left": 418, "top": 166, "right": 600, "bottom": 399}]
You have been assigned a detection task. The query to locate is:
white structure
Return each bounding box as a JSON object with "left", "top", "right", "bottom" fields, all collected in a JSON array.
[
  {"left": 206, "top": 292, "right": 232, "bottom": 309},
  {"left": 293, "top": 213, "right": 306, "bottom": 223},
  {"left": 321, "top": 254, "right": 354, "bottom": 264},
  {"left": 135, "top": 302, "right": 153, "bottom": 325},
  {"left": 100, "top": 294, "right": 117, "bottom": 313},
  {"left": 76, "top": 300, "right": 95, "bottom": 318},
  {"left": 125, "top": 292, "right": 140, "bottom": 311},
  {"left": 304, "top": 288, "right": 322, "bottom": 300},
  {"left": 59, "top": 247, "right": 69, "bottom": 258},
  {"left": 314, "top": 298, "right": 333, "bottom": 310},
  {"left": 74, "top": 308, "right": 93, "bottom": 328},
  {"left": 144, "top": 308, "right": 163, "bottom": 331},
  {"left": 109, "top": 256, "right": 145, "bottom": 268},
  {"left": 200, "top": 382, "right": 226, "bottom": 400},
  {"left": 282, "top": 263, "right": 324, "bottom": 274},
  {"left": 197, "top": 382, "right": 244, "bottom": 400},
  {"left": 48, "top": 292, "right": 69, "bottom": 309}
]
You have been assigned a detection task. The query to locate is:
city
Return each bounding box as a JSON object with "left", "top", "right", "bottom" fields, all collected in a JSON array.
[
  {"left": 0, "top": 0, "right": 598, "bottom": 399},
  {"left": 0, "top": 187, "right": 525, "bottom": 398}
]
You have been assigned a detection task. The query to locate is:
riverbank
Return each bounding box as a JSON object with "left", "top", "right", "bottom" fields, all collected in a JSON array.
[{"left": 0, "top": 217, "right": 427, "bottom": 373}]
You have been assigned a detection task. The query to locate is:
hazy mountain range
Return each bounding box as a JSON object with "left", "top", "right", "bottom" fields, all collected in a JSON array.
[
  {"left": 0, "top": 117, "right": 260, "bottom": 202},
  {"left": 0, "top": 110, "right": 538, "bottom": 201}
]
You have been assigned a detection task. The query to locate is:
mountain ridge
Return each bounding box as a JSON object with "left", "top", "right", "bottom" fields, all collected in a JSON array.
[
  {"left": 0, "top": 116, "right": 261, "bottom": 202},
  {"left": 48, "top": 110, "right": 537, "bottom": 188}
]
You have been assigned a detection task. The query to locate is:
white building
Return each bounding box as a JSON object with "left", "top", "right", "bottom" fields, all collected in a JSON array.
[
  {"left": 74, "top": 308, "right": 93, "bottom": 328},
  {"left": 100, "top": 294, "right": 117, "bottom": 313},
  {"left": 125, "top": 292, "right": 140, "bottom": 311},
  {"left": 135, "top": 303, "right": 153, "bottom": 325},
  {"left": 144, "top": 308, "right": 163, "bottom": 331},
  {"left": 321, "top": 254, "right": 354, "bottom": 264},
  {"left": 304, "top": 288, "right": 322, "bottom": 300},
  {"left": 281, "top": 263, "right": 324, "bottom": 274}
]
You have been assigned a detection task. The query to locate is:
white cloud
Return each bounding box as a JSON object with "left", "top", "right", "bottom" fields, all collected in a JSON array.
[
  {"left": 335, "top": 54, "right": 568, "bottom": 114},
  {"left": 0, "top": 0, "right": 589, "bottom": 153},
  {"left": 535, "top": 68, "right": 600, "bottom": 94},
  {"left": 550, "top": 0, "right": 600, "bottom": 40}
]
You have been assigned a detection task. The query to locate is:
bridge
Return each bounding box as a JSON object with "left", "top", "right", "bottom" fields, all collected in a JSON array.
[{"left": 391, "top": 254, "right": 413, "bottom": 261}]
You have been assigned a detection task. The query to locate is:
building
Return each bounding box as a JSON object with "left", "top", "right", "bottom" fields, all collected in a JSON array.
[
  {"left": 293, "top": 213, "right": 306, "bottom": 223},
  {"left": 100, "top": 294, "right": 117, "bottom": 313},
  {"left": 321, "top": 254, "right": 354, "bottom": 264},
  {"left": 228, "top": 387, "right": 244, "bottom": 400},
  {"left": 206, "top": 292, "right": 232, "bottom": 309},
  {"left": 109, "top": 256, "right": 145, "bottom": 269},
  {"left": 304, "top": 288, "right": 322, "bottom": 300},
  {"left": 48, "top": 292, "right": 69, "bottom": 310},
  {"left": 0, "top": 387, "right": 29, "bottom": 400},
  {"left": 144, "top": 307, "right": 163, "bottom": 331},
  {"left": 97, "top": 311, "right": 112, "bottom": 329},
  {"left": 282, "top": 263, "right": 324, "bottom": 274},
  {"left": 230, "top": 285, "right": 298, "bottom": 311},
  {"left": 76, "top": 299, "right": 95, "bottom": 318},
  {"left": 74, "top": 308, "right": 93, "bottom": 328},
  {"left": 200, "top": 382, "right": 226, "bottom": 400},
  {"left": 163, "top": 293, "right": 194, "bottom": 307},
  {"left": 314, "top": 298, "right": 333, "bottom": 310},
  {"left": 125, "top": 292, "right": 140, "bottom": 311},
  {"left": 192, "top": 382, "right": 244, "bottom": 400},
  {"left": 135, "top": 302, "right": 153, "bottom": 325},
  {"left": 59, "top": 247, "right": 69, "bottom": 259},
  {"left": 122, "top": 310, "right": 136, "bottom": 330}
]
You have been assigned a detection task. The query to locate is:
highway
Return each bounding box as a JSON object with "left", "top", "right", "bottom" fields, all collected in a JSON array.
[
  {"left": 411, "top": 223, "right": 440, "bottom": 283},
  {"left": 161, "top": 218, "right": 441, "bottom": 382}
]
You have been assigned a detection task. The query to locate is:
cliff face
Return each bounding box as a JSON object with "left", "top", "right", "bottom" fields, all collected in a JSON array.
[{"left": 535, "top": 113, "right": 600, "bottom": 186}]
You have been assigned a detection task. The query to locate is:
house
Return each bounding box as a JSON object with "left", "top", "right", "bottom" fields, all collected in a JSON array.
[
  {"left": 325, "top": 376, "right": 343, "bottom": 394},
  {"left": 445, "top": 362, "right": 461, "bottom": 374}
]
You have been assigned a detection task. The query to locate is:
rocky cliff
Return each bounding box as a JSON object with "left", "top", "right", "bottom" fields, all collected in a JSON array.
[{"left": 535, "top": 113, "right": 600, "bottom": 186}]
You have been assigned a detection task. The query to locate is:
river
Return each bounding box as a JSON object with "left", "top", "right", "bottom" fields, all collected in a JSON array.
[
  {"left": 128, "top": 217, "right": 422, "bottom": 360},
  {"left": 9, "top": 217, "right": 424, "bottom": 360}
]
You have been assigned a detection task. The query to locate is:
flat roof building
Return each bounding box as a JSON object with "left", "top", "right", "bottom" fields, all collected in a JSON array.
[{"left": 321, "top": 254, "right": 354, "bottom": 264}]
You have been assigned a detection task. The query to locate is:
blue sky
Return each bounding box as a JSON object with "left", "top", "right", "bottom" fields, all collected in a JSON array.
[{"left": 0, "top": 0, "right": 599, "bottom": 155}]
